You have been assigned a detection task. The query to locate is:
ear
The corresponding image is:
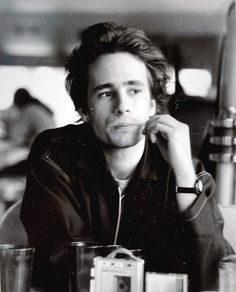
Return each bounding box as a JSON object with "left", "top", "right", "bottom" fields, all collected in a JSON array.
[
  {"left": 149, "top": 99, "right": 157, "bottom": 117},
  {"left": 78, "top": 108, "right": 90, "bottom": 122}
]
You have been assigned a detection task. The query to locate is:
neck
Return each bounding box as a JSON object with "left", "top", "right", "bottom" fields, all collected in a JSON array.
[{"left": 102, "top": 138, "right": 145, "bottom": 180}]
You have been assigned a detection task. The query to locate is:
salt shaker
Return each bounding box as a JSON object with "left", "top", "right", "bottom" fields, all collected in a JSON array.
[{"left": 219, "top": 254, "right": 236, "bottom": 292}]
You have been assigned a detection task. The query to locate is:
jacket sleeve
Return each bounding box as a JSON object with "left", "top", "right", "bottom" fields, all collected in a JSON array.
[
  {"left": 166, "top": 160, "right": 234, "bottom": 292},
  {"left": 20, "top": 138, "right": 92, "bottom": 291}
]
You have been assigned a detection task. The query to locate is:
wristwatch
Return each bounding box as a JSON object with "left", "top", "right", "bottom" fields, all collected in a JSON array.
[{"left": 176, "top": 178, "right": 203, "bottom": 195}]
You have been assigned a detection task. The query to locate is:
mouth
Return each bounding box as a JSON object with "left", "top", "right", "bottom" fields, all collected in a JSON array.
[{"left": 109, "top": 123, "right": 145, "bottom": 130}]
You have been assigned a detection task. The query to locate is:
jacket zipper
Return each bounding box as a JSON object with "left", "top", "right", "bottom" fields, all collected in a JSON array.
[{"left": 41, "top": 155, "right": 71, "bottom": 184}]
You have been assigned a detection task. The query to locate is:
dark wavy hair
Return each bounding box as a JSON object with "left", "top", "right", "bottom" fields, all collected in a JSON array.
[{"left": 65, "top": 22, "right": 170, "bottom": 113}]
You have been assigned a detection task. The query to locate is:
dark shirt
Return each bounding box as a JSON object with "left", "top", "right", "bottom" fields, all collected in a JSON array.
[{"left": 20, "top": 123, "right": 234, "bottom": 292}]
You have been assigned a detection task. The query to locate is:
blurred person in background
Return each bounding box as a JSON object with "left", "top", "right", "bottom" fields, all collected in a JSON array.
[
  {"left": 0, "top": 88, "right": 56, "bottom": 149},
  {"left": 0, "top": 88, "right": 56, "bottom": 175},
  {"left": 0, "top": 88, "right": 56, "bottom": 214}
]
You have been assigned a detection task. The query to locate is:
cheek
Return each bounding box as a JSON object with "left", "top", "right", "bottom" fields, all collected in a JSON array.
[
  {"left": 89, "top": 99, "right": 109, "bottom": 114},
  {"left": 89, "top": 118, "right": 104, "bottom": 138},
  {"left": 89, "top": 115, "right": 109, "bottom": 142},
  {"left": 89, "top": 110, "right": 107, "bottom": 131},
  {"left": 89, "top": 101, "right": 112, "bottom": 123}
]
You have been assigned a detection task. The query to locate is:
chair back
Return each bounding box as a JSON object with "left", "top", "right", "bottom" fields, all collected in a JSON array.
[
  {"left": 0, "top": 200, "right": 28, "bottom": 244},
  {"left": 219, "top": 204, "right": 236, "bottom": 251}
]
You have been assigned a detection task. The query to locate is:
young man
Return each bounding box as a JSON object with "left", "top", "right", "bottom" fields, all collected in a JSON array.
[{"left": 20, "top": 22, "right": 233, "bottom": 292}]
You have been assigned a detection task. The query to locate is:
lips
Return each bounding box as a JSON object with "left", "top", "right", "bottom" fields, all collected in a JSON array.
[{"left": 109, "top": 123, "right": 145, "bottom": 130}]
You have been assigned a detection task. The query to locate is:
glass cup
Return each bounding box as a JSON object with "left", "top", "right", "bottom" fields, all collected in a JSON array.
[
  {"left": 68, "top": 241, "right": 120, "bottom": 292},
  {"left": 0, "top": 244, "right": 35, "bottom": 292}
]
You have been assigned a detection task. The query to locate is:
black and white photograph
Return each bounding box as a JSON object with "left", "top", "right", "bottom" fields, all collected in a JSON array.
[{"left": 0, "top": 1, "right": 235, "bottom": 292}]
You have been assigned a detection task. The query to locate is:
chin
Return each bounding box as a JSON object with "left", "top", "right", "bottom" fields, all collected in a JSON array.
[
  {"left": 97, "top": 130, "right": 145, "bottom": 149},
  {"left": 110, "top": 141, "right": 138, "bottom": 149},
  {"left": 108, "top": 135, "right": 144, "bottom": 149}
]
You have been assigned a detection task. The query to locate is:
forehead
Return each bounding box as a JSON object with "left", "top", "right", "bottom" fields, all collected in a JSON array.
[{"left": 88, "top": 52, "right": 150, "bottom": 87}]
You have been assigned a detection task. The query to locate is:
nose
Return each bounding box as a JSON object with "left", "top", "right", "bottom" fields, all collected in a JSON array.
[{"left": 113, "top": 90, "right": 131, "bottom": 115}]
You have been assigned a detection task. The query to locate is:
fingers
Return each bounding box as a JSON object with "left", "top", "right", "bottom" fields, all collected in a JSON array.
[
  {"left": 143, "top": 114, "right": 184, "bottom": 142},
  {"left": 143, "top": 114, "right": 194, "bottom": 177}
]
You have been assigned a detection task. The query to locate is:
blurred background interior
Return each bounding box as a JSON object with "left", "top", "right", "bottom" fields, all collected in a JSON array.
[{"left": 0, "top": 0, "right": 235, "bottom": 219}]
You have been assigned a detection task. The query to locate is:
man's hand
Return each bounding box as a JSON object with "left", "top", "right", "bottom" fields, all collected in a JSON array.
[
  {"left": 143, "top": 114, "right": 196, "bottom": 186},
  {"left": 143, "top": 114, "right": 198, "bottom": 212}
]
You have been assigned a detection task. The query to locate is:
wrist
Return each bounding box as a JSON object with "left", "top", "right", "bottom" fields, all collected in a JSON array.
[
  {"left": 174, "top": 167, "right": 196, "bottom": 186},
  {"left": 175, "top": 177, "right": 203, "bottom": 212},
  {"left": 176, "top": 193, "right": 197, "bottom": 212}
]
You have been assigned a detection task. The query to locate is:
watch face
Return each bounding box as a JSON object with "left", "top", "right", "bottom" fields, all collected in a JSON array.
[{"left": 195, "top": 179, "right": 203, "bottom": 195}]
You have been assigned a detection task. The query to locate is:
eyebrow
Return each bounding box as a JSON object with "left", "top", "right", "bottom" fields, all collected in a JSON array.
[
  {"left": 124, "top": 80, "right": 144, "bottom": 86},
  {"left": 93, "top": 80, "right": 144, "bottom": 92},
  {"left": 93, "top": 83, "right": 113, "bottom": 92}
]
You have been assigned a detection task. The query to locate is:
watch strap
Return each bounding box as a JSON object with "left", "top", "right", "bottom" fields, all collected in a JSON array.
[
  {"left": 176, "top": 186, "right": 196, "bottom": 194},
  {"left": 176, "top": 179, "right": 203, "bottom": 195}
]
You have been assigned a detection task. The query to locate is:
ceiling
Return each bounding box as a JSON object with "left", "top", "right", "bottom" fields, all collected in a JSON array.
[
  {"left": 0, "top": 0, "right": 232, "bottom": 15},
  {"left": 0, "top": 0, "right": 233, "bottom": 67}
]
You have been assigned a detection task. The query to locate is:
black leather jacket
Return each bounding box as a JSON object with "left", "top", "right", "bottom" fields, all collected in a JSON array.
[{"left": 20, "top": 123, "right": 233, "bottom": 292}]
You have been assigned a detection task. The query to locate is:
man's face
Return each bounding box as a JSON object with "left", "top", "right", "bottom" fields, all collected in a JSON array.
[{"left": 86, "top": 52, "right": 156, "bottom": 148}]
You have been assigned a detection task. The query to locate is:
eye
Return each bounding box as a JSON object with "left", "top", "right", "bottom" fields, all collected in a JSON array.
[
  {"left": 98, "top": 91, "right": 113, "bottom": 98},
  {"left": 129, "top": 88, "right": 141, "bottom": 95}
]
